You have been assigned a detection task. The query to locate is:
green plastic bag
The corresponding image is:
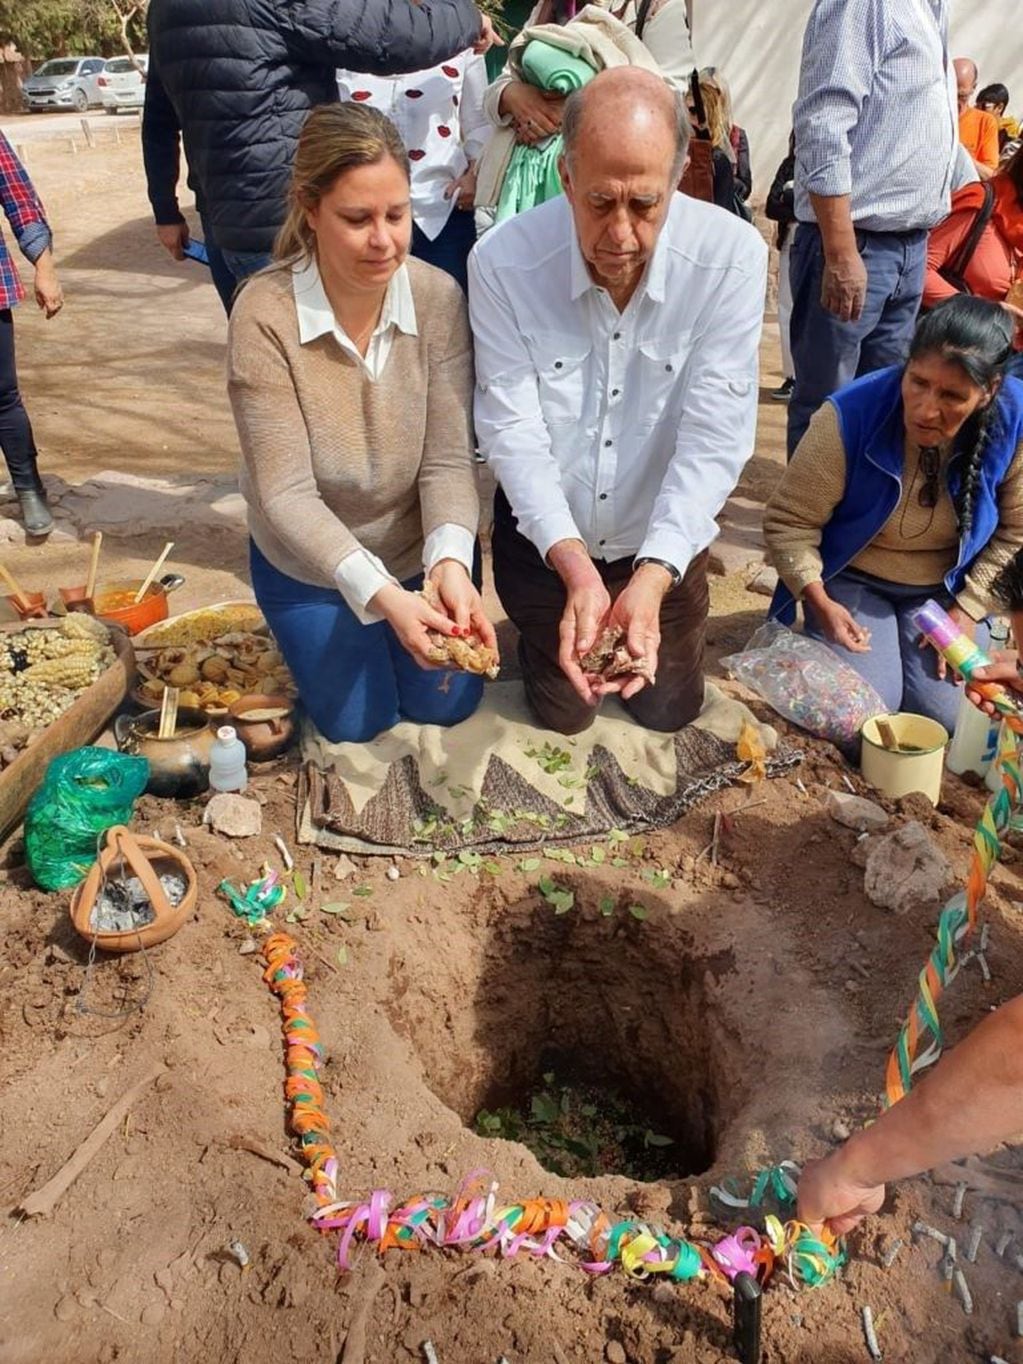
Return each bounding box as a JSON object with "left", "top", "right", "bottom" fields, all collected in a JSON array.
[{"left": 25, "top": 746, "right": 150, "bottom": 891}]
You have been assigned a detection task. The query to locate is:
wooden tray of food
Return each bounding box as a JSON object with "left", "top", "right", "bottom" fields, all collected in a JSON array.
[{"left": 0, "top": 617, "right": 136, "bottom": 841}]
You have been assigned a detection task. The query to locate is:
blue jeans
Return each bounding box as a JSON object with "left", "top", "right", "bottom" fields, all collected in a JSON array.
[
  {"left": 221, "top": 249, "right": 274, "bottom": 307},
  {"left": 249, "top": 541, "right": 484, "bottom": 744},
  {"left": 803, "top": 568, "right": 988, "bottom": 733},
  {"left": 411, "top": 209, "right": 477, "bottom": 294},
  {"left": 199, "top": 212, "right": 238, "bottom": 315},
  {"left": 787, "top": 224, "right": 927, "bottom": 456}
]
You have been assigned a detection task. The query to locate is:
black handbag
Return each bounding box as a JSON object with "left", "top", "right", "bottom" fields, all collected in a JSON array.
[{"left": 937, "top": 180, "right": 997, "bottom": 294}]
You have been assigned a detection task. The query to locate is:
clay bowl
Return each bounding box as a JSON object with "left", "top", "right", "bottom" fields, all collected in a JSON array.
[
  {"left": 228, "top": 693, "right": 296, "bottom": 762},
  {"left": 70, "top": 826, "right": 196, "bottom": 954},
  {"left": 94, "top": 578, "right": 170, "bottom": 636},
  {"left": 114, "top": 707, "right": 216, "bottom": 798},
  {"left": 5, "top": 591, "right": 47, "bottom": 621},
  {"left": 58, "top": 585, "right": 94, "bottom": 614}
]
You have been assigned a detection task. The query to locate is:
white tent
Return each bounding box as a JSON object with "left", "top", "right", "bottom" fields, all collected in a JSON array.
[{"left": 693, "top": 0, "right": 1023, "bottom": 198}]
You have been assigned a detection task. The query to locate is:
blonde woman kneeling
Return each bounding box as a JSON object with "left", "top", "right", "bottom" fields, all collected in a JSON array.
[{"left": 228, "top": 103, "right": 496, "bottom": 743}]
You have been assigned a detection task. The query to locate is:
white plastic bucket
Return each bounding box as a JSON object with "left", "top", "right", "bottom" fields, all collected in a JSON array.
[{"left": 860, "top": 712, "right": 949, "bottom": 806}]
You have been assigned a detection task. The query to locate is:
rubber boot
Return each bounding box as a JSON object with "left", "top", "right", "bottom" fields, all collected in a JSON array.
[{"left": 17, "top": 487, "right": 54, "bottom": 536}]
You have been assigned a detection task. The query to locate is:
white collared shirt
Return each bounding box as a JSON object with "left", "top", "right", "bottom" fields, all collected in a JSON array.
[
  {"left": 292, "top": 256, "right": 475, "bottom": 620},
  {"left": 336, "top": 51, "right": 489, "bottom": 242},
  {"left": 468, "top": 193, "right": 768, "bottom": 577}
]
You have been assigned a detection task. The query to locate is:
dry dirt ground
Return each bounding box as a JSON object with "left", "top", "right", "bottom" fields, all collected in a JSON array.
[{"left": 1, "top": 124, "right": 1023, "bottom": 1364}]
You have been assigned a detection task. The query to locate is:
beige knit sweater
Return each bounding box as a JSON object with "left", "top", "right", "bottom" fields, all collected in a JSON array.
[
  {"left": 227, "top": 258, "right": 479, "bottom": 590},
  {"left": 764, "top": 402, "right": 1023, "bottom": 621}
]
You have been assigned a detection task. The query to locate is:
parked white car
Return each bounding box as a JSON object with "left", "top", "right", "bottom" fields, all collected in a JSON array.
[
  {"left": 22, "top": 57, "right": 106, "bottom": 113},
  {"left": 98, "top": 55, "right": 148, "bottom": 113}
]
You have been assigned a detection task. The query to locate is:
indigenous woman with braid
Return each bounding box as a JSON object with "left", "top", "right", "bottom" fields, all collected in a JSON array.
[{"left": 764, "top": 296, "right": 1023, "bottom": 731}]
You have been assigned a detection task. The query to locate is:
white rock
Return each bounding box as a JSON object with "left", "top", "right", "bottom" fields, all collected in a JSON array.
[
  {"left": 827, "top": 790, "right": 890, "bottom": 833},
  {"left": 386, "top": 865, "right": 400, "bottom": 881},
  {"left": 203, "top": 793, "right": 262, "bottom": 839},
  {"left": 864, "top": 821, "right": 954, "bottom": 915},
  {"left": 333, "top": 853, "right": 357, "bottom": 881}
]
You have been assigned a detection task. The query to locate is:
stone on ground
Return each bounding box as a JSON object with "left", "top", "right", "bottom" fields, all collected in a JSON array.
[
  {"left": 203, "top": 793, "right": 262, "bottom": 839},
  {"left": 827, "top": 790, "right": 889, "bottom": 833},
  {"left": 863, "top": 821, "right": 954, "bottom": 914}
]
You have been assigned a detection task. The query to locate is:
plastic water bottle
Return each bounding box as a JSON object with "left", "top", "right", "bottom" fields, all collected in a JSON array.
[
  {"left": 209, "top": 726, "right": 248, "bottom": 793},
  {"left": 946, "top": 617, "right": 1007, "bottom": 780}
]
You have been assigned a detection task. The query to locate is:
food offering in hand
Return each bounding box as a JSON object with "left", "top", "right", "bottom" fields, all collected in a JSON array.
[
  {"left": 420, "top": 580, "right": 500, "bottom": 679},
  {"left": 0, "top": 615, "right": 115, "bottom": 768},
  {"left": 580, "top": 627, "right": 655, "bottom": 684},
  {"left": 137, "top": 632, "right": 295, "bottom": 716}
]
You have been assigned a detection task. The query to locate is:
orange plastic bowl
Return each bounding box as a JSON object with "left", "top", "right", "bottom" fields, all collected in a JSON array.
[{"left": 94, "top": 579, "right": 169, "bottom": 636}]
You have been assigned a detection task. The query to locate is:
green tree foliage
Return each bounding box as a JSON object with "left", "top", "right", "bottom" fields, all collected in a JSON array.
[{"left": 0, "top": 1, "right": 146, "bottom": 60}]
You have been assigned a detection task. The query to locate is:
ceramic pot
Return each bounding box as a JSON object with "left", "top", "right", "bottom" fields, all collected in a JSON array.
[
  {"left": 114, "top": 707, "right": 215, "bottom": 797},
  {"left": 94, "top": 574, "right": 184, "bottom": 636},
  {"left": 70, "top": 825, "right": 197, "bottom": 954},
  {"left": 228, "top": 693, "right": 296, "bottom": 762}
]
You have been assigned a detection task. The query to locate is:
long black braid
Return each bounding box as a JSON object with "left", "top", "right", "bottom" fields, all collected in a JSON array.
[{"left": 908, "top": 295, "right": 1015, "bottom": 539}]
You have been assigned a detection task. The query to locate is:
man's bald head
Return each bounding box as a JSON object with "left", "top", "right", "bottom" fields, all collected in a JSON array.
[
  {"left": 562, "top": 67, "right": 690, "bottom": 181},
  {"left": 955, "top": 57, "right": 978, "bottom": 110}
]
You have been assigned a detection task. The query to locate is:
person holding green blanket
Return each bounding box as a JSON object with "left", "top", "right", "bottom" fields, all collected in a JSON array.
[
  {"left": 495, "top": 41, "right": 595, "bottom": 222},
  {"left": 473, "top": 3, "right": 691, "bottom": 227}
]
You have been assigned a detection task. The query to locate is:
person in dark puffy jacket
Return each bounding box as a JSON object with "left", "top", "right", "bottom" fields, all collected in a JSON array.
[{"left": 145, "top": 0, "right": 487, "bottom": 291}]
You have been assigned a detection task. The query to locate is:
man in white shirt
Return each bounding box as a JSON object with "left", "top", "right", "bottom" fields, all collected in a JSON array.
[{"left": 469, "top": 67, "right": 766, "bottom": 735}]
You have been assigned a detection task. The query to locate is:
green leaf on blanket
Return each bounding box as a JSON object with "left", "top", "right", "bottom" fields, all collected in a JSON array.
[
  {"left": 546, "top": 848, "right": 577, "bottom": 865},
  {"left": 598, "top": 895, "right": 616, "bottom": 917},
  {"left": 538, "top": 875, "right": 556, "bottom": 896},
  {"left": 517, "top": 857, "right": 542, "bottom": 873},
  {"left": 353, "top": 885, "right": 373, "bottom": 898},
  {"left": 292, "top": 871, "right": 307, "bottom": 901},
  {"left": 608, "top": 828, "right": 629, "bottom": 844},
  {"left": 320, "top": 901, "right": 353, "bottom": 918},
  {"left": 628, "top": 903, "right": 650, "bottom": 922},
  {"left": 591, "top": 846, "right": 605, "bottom": 865},
  {"left": 483, "top": 861, "right": 502, "bottom": 876},
  {"left": 525, "top": 742, "right": 573, "bottom": 775},
  {"left": 457, "top": 850, "right": 482, "bottom": 871}
]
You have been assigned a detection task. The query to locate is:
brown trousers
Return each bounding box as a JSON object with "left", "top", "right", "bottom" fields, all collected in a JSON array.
[{"left": 492, "top": 490, "right": 709, "bottom": 736}]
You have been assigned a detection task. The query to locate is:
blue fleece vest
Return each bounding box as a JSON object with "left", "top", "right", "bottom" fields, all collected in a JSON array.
[{"left": 771, "top": 366, "right": 1023, "bottom": 624}]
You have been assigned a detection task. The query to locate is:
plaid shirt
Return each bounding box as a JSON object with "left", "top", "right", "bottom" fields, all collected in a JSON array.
[{"left": 0, "top": 131, "right": 52, "bottom": 311}]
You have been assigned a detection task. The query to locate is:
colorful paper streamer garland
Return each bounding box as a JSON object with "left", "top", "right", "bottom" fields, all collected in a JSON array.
[
  {"left": 886, "top": 602, "right": 1023, "bottom": 1106},
  {"left": 260, "top": 931, "right": 844, "bottom": 1289}
]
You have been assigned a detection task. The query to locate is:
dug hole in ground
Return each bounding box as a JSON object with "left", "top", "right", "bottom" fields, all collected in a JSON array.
[{"left": 2, "top": 119, "right": 1023, "bottom": 1364}]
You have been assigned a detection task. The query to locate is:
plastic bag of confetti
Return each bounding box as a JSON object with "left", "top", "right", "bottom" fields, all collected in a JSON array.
[
  {"left": 722, "top": 623, "right": 886, "bottom": 753},
  {"left": 25, "top": 746, "right": 150, "bottom": 892}
]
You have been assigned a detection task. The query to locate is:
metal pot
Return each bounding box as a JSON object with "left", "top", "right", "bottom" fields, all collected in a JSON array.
[{"left": 114, "top": 707, "right": 215, "bottom": 798}]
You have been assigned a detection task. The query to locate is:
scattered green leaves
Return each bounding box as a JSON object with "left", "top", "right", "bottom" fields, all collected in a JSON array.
[
  {"left": 598, "top": 894, "right": 616, "bottom": 917},
  {"left": 292, "top": 870, "right": 308, "bottom": 900},
  {"left": 642, "top": 868, "right": 672, "bottom": 890},
  {"left": 628, "top": 903, "right": 650, "bottom": 922},
  {"left": 336, "top": 945, "right": 349, "bottom": 966},
  {"left": 353, "top": 885, "right": 373, "bottom": 898},
  {"left": 517, "top": 857, "right": 542, "bottom": 873},
  {"left": 285, "top": 907, "right": 310, "bottom": 924},
  {"left": 525, "top": 742, "right": 573, "bottom": 775},
  {"left": 473, "top": 1071, "right": 679, "bottom": 1180},
  {"left": 319, "top": 901, "right": 354, "bottom": 919},
  {"left": 538, "top": 875, "right": 575, "bottom": 915}
]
